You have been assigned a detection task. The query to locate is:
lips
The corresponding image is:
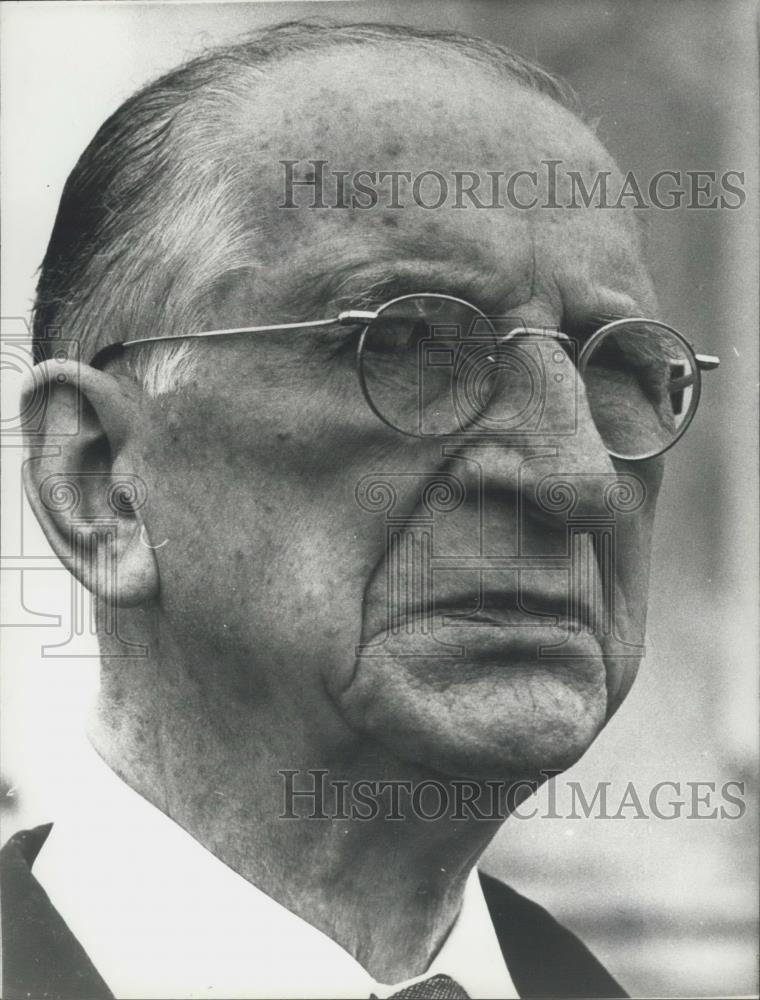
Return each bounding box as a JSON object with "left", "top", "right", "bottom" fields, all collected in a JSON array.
[
  {"left": 435, "top": 588, "right": 594, "bottom": 628},
  {"left": 361, "top": 587, "right": 598, "bottom": 644}
]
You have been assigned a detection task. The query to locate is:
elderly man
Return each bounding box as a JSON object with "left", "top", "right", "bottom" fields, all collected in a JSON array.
[{"left": 1, "top": 19, "right": 719, "bottom": 1000}]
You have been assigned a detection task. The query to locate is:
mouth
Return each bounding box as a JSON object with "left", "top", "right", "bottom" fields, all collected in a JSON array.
[
  {"left": 434, "top": 588, "right": 593, "bottom": 628},
  {"left": 358, "top": 588, "right": 606, "bottom": 666},
  {"left": 363, "top": 588, "right": 598, "bottom": 637}
]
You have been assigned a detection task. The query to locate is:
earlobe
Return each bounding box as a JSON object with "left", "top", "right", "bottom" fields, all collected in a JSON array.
[{"left": 21, "top": 359, "right": 160, "bottom": 607}]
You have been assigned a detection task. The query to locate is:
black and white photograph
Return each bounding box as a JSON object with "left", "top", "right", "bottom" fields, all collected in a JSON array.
[{"left": 1, "top": 2, "right": 758, "bottom": 998}]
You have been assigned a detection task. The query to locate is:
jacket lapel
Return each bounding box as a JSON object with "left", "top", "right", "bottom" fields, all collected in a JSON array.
[
  {"left": 480, "top": 871, "right": 627, "bottom": 998},
  {"left": 1, "top": 824, "right": 114, "bottom": 1000}
]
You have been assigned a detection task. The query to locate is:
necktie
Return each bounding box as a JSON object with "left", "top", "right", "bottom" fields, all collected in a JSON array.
[{"left": 376, "top": 973, "right": 471, "bottom": 999}]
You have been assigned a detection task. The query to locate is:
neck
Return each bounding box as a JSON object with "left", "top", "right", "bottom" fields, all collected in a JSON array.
[{"left": 90, "top": 644, "right": 506, "bottom": 982}]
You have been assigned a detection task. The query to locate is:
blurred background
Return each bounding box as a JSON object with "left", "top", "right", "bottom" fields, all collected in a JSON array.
[{"left": 1, "top": 2, "right": 758, "bottom": 997}]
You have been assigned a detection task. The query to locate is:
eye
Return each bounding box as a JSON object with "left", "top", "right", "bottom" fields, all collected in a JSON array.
[
  {"left": 582, "top": 320, "right": 697, "bottom": 457},
  {"left": 363, "top": 317, "right": 428, "bottom": 356},
  {"left": 586, "top": 328, "right": 669, "bottom": 404},
  {"left": 313, "top": 322, "right": 363, "bottom": 360}
]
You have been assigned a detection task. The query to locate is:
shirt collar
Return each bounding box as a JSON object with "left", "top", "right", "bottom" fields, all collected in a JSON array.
[{"left": 33, "top": 736, "right": 518, "bottom": 999}]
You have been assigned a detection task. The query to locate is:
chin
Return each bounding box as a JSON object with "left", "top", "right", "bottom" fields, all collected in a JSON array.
[{"left": 336, "top": 635, "right": 609, "bottom": 782}]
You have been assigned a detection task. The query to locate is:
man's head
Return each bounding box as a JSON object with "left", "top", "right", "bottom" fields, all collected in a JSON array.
[{"left": 25, "top": 22, "right": 663, "bottom": 792}]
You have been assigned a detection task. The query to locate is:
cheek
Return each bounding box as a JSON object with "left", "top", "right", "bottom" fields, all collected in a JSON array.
[
  {"left": 141, "top": 392, "right": 404, "bottom": 688},
  {"left": 612, "top": 456, "right": 663, "bottom": 614}
]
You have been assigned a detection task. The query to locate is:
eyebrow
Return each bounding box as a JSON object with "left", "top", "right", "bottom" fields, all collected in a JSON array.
[
  {"left": 291, "top": 258, "right": 531, "bottom": 319},
  {"left": 285, "top": 241, "right": 654, "bottom": 345}
]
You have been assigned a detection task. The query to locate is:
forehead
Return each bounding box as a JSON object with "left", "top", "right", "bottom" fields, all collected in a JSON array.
[{"left": 230, "top": 44, "right": 653, "bottom": 319}]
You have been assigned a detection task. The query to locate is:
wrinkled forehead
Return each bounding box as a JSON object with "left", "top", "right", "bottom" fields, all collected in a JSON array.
[{"left": 234, "top": 44, "right": 653, "bottom": 316}]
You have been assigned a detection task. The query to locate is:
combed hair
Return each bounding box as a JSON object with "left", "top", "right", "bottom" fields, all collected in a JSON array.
[{"left": 32, "top": 19, "right": 578, "bottom": 395}]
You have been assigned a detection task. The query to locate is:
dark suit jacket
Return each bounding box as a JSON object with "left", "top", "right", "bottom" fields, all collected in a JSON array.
[{"left": 0, "top": 824, "right": 627, "bottom": 999}]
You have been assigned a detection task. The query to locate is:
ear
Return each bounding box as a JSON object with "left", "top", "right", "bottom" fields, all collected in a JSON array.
[{"left": 22, "top": 359, "right": 159, "bottom": 607}]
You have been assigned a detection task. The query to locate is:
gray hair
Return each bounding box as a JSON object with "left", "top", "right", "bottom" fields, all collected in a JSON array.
[{"left": 32, "top": 19, "right": 578, "bottom": 395}]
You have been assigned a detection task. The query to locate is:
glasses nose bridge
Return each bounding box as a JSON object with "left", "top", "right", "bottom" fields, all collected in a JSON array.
[
  {"left": 498, "top": 324, "right": 570, "bottom": 344},
  {"left": 491, "top": 324, "right": 581, "bottom": 403},
  {"left": 478, "top": 326, "right": 607, "bottom": 457}
]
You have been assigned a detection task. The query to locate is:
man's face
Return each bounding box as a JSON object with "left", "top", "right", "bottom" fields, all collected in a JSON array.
[{"left": 139, "top": 46, "right": 662, "bottom": 783}]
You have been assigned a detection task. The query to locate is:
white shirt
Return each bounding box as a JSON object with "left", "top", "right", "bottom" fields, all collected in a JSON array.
[{"left": 33, "top": 737, "right": 519, "bottom": 1000}]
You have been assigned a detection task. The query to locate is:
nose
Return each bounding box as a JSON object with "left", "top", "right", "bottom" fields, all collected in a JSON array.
[
  {"left": 448, "top": 331, "right": 648, "bottom": 661},
  {"left": 458, "top": 327, "right": 622, "bottom": 531}
]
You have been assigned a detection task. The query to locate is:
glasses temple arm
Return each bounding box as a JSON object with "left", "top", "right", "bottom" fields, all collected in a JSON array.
[{"left": 86, "top": 311, "right": 380, "bottom": 368}]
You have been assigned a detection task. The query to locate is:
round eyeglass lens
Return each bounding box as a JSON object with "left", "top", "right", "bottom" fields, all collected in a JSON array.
[
  {"left": 580, "top": 319, "right": 700, "bottom": 460},
  {"left": 357, "top": 294, "right": 499, "bottom": 436}
]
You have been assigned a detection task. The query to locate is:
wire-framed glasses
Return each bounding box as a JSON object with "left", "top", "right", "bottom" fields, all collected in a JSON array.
[{"left": 90, "top": 292, "right": 720, "bottom": 461}]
